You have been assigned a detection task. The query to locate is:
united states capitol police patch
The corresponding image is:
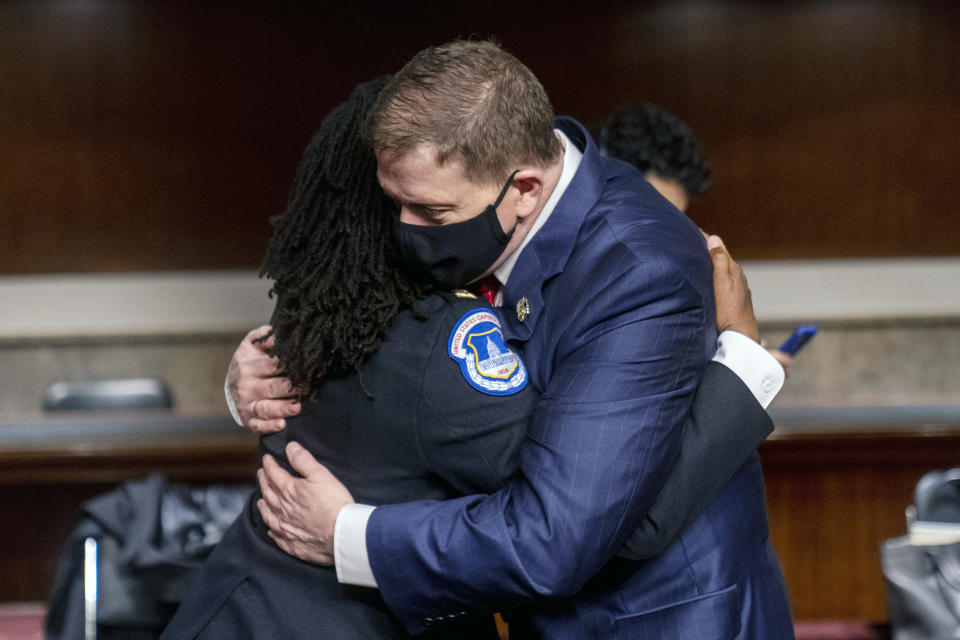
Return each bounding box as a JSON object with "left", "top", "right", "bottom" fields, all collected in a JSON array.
[{"left": 448, "top": 309, "right": 528, "bottom": 396}]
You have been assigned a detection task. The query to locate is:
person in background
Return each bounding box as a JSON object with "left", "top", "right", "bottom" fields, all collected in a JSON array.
[
  {"left": 599, "top": 102, "right": 795, "bottom": 374},
  {"left": 597, "top": 102, "right": 711, "bottom": 214}
]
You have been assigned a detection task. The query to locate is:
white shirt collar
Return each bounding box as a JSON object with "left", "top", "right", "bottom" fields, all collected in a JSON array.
[{"left": 493, "top": 128, "right": 583, "bottom": 287}]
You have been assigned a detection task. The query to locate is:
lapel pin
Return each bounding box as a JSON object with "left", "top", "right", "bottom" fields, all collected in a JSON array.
[{"left": 516, "top": 297, "right": 530, "bottom": 322}]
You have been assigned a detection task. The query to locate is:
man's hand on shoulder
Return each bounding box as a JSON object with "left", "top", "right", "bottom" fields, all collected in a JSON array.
[
  {"left": 227, "top": 325, "right": 301, "bottom": 433},
  {"left": 258, "top": 442, "right": 354, "bottom": 565},
  {"left": 704, "top": 234, "right": 761, "bottom": 343}
]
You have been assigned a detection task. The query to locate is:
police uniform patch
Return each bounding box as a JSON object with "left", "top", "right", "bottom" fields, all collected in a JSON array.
[{"left": 448, "top": 309, "right": 528, "bottom": 396}]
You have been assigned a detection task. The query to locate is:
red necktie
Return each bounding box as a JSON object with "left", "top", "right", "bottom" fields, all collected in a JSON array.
[{"left": 474, "top": 275, "right": 501, "bottom": 305}]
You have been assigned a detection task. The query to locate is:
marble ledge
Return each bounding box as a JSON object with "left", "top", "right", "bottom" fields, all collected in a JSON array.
[{"left": 2, "top": 258, "right": 960, "bottom": 340}]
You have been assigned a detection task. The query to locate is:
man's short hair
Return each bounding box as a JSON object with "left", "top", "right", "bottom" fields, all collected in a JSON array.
[
  {"left": 600, "top": 103, "right": 711, "bottom": 198},
  {"left": 366, "top": 39, "right": 562, "bottom": 186}
]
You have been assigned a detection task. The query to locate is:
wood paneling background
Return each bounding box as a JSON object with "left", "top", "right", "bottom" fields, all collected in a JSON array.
[
  {"left": 2, "top": 1, "right": 958, "bottom": 274},
  {"left": 762, "top": 429, "right": 960, "bottom": 621},
  {"left": 3, "top": 418, "right": 952, "bottom": 624},
  {"left": 0, "top": 416, "right": 257, "bottom": 603}
]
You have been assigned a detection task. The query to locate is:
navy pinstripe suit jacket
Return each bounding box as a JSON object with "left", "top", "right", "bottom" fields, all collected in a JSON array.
[{"left": 367, "top": 117, "right": 794, "bottom": 639}]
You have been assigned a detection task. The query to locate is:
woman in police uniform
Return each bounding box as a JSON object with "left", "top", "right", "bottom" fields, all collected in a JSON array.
[{"left": 159, "top": 78, "right": 538, "bottom": 639}]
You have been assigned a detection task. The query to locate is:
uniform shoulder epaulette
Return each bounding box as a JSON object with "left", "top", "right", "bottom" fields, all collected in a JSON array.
[{"left": 436, "top": 289, "right": 490, "bottom": 308}]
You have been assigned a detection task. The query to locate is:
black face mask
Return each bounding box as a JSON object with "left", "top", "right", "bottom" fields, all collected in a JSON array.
[{"left": 392, "top": 170, "right": 519, "bottom": 289}]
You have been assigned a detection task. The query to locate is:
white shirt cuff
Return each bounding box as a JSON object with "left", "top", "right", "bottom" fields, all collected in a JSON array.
[
  {"left": 334, "top": 503, "right": 378, "bottom": 588},
  {"left": 224, "top": 375, "right": 243, "bottom": 427},
  {"left": 712, "top": 330, "right": 784, "bottom": 409}
]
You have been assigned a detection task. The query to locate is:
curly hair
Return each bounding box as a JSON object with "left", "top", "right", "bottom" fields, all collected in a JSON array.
[
  {"left": 600, "top": 103, "right": 711, "bottom": 198},
  {"left": 259, "top": 77, "right": 432, "bottom": 393}
]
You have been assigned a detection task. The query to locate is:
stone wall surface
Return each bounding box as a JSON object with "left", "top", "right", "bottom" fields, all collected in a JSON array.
[
  {"left": 2, "top": 319, "right": 958, "bottom": 422},
  {"left": 763, "top": 319, "right": 960, "bottom": 408},
  {"left": 0, "top": 335, "right": 241, "bottom": 420}
]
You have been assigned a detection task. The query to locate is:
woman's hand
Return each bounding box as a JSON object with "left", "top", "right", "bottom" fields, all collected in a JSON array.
[
  {"left": 704, "top": 234, "right": 761, "bottom": 343},
  {"left": 227, "top": 325, "right": 301, "bottom": 433}
]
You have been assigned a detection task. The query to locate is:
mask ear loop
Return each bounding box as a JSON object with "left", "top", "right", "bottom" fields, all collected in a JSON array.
[
  {"left": 491, "top": 170, "right": 521, "bottom": 209},
  {"left": 489, "top": 170, "right": 523, "bottom": 238}
]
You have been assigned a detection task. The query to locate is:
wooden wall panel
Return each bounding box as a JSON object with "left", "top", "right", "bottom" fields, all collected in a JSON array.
[
  {"left": 1, "top": 1, "right": 958, "bottom": 274},
  {"left": 0, "top": 427, "right": 258, "bottom": 602},
  {"left": 1, "top": 415, "right": 956, "bottom": 621},
  {"left": 761, "top": 430, "right": 960, "bottom": 621}
]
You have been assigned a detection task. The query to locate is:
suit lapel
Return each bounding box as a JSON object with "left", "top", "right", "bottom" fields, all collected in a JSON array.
[{"left": 499, "top": 117, "right": 606, "bottom": 344}]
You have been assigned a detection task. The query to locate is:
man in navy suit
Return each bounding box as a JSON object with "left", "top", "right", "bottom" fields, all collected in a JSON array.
[{"left": 243, "top": 41, "right": 794, "bottom": 638}]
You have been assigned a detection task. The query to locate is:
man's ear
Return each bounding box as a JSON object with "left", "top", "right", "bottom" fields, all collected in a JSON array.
[{"left": 511, "top": 169, "right": 544, "bottom": 219}]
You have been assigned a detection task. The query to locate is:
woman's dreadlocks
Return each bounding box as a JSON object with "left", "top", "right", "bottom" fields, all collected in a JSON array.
[{"left": 259, "top": 77, "right": 431, "bottom": 394}]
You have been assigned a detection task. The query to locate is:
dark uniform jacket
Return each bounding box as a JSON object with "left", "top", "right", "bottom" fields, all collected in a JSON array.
[{"left": 159, "top": 292, "right": 539, "bottom": 640}]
